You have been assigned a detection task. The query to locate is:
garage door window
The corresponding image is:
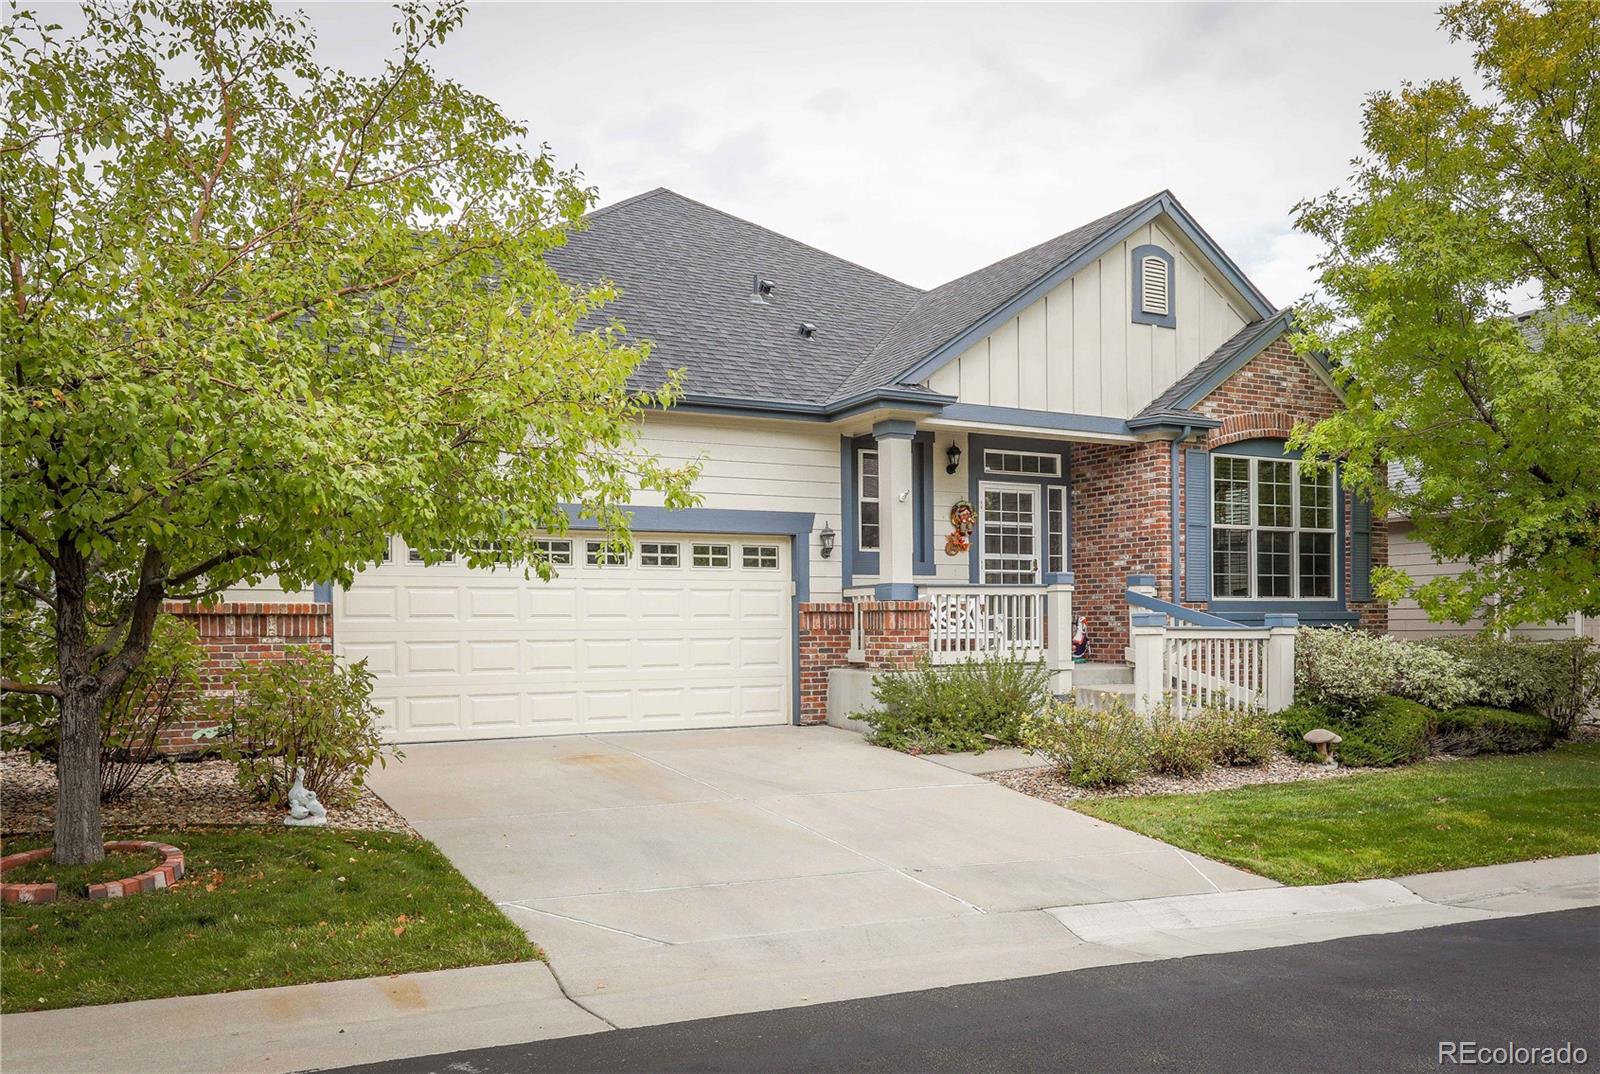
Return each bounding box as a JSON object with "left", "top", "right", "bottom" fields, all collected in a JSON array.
[
  {"left": 742, "top": 544, "right": 779, "bottom": 569},
  {"left": 586, "top": 541, "right": 628, "bottom": 567},
  {"left": 640, "top": 541, "right": 680, "bottom": 567},
  {"left": 531, "top": 538, "right": 572, "bottom": 566},
  {"left": 692, "top": 543, "right": 731, "bottom": 568},
  {"left": 407, "top": 546, "right": 454, "bottom": 564}
]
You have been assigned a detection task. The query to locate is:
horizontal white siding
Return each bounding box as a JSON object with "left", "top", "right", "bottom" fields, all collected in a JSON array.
[
  {"left": 221, "top": 577, "right": 315, "bottom": 603},
  {"left": 926, "top": 217, "right": 1252, "bottom": 419},
  {"left": 635, "top": 412, "right": 843, "bottom": 600},
  {"left": 1388, "top": 521, "right": 1578, "bottom": 641}
]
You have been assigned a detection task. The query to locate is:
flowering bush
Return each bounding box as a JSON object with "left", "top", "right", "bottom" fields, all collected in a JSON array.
[{"left": 1294, "top": 627, "right": 1474, "bottom": 714}]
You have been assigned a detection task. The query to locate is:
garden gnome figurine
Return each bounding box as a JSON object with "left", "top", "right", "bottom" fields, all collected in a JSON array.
[
  {"left": 284, "top": 768, "right": 328, "bottom": 827},
  {"left": 1072, "top": 616, "right": 1089, "bottom": 663}
]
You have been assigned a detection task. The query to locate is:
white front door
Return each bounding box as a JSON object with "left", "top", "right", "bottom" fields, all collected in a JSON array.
[
  {"left": 980, "top": 483, "right": 1041, "bottom": 585},
  {"left": 334, "top": 534, "right": 792, "bottom": 742}
]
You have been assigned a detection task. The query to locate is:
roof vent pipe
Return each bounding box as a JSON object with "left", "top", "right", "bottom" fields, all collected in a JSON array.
[{"left": 752, "top": 276, "right": 776, "bottom": 303}]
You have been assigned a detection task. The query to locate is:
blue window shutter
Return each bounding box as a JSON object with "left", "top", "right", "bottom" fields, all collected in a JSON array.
[
  {"left": 1351, "top": 495, "right": 1373, "bottom": 601},
  {"left": 1183, "top": 449, "right": 1211, "bottom": 601}
]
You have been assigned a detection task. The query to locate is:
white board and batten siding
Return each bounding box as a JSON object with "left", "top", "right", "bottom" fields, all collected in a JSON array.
[{"left": 925, "top": 217, "right": 1254, "bottom": 419}]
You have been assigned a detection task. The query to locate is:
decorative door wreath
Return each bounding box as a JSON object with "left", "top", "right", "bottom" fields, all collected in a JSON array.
[{"left": 944, "top": 499, "right": 976, "bottom": 555}]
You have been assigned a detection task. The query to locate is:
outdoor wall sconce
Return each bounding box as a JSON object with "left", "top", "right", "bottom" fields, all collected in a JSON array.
[
  {"left": 945, "top": 442, "right": 962, "bottom": 474},
  {"left": 819, "top": 521, "right": 836, "bottom": 558}
]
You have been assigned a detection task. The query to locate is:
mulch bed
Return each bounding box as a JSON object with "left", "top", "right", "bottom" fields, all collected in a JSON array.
[
  {"left": 0, "top": 755, "right": 416, "bottom": 838},
  {"left": 990, "top": 752, "right": 1369, "bottom": 805}
]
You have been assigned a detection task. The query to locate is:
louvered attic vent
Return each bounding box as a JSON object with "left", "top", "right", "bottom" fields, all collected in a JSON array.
[{"left": 1140, "top": 255, "right": 1170, "bottom": 316}]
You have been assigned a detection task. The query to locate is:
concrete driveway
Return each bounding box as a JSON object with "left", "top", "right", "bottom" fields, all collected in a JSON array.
[{"left": 370, "top": 725, "right": 1272, "bottom": 1027}]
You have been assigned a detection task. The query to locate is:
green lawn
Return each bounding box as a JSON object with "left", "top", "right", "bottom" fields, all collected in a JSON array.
[
  {"left": 1073, "top": 742, "right": 1600, "bottom": 886},
  {"left": 0, "top": 827, "right": 539, "bottom": 1013}
]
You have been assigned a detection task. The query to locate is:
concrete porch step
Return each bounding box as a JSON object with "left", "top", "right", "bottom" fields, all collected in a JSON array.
[
  {"left": 1073, "top": 682, "right": 1137, "bottom": 711},
  {"left": 1072, "top": 662, "right": 1134, "bottom": 685}
]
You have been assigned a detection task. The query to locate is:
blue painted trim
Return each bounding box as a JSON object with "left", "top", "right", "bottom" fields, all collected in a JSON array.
[
  {"left": 1126, "top": 573, "right": 1157, "bottom": 587},
  {"left": 788, "top": 531, "right": 811, "bottom": 726},
  {"left": 1131, "top": 612, "right": 1167, "bottom": 628},
  {"left": 1168, "top": 310, "right": 1302, "bottom": 412},
  {"left": 839, "top": 437, "right": 855, "bottom": 589},
  {"left": 1169, "top": 439, "right": 1182, "bottom": 601},
  {"left": 1126, "top": 588, "right": 1243, "bottom": 628},
  {"left": 1209, "top": 602, "right": 1358, "bottom": 628},
  {"left": 873, "top": 582, "right": 920, "bottom": 600},
  {"left": 1128, "top": 410, "right": 1222, "bottom": 431},
  {"left": 967, "top": 433, "right": 1072, "bottom": 585},
  {"left": 560, "top": 504, "right": 813, "bottom": 536},
  {"left": 1207, "top": 437, "right": 1344, "bottom": 606},
  {"left": 938, "top": 403, "right": 1142, "bottom": 439},
  {"left": 1131, "top": 244, "right": 1177, "bottom": 328},
  {"left": 1044, "top": 571, "right": 1076, "bottom": 585},
  {"left": 896, "top": 191, "right": 1275, "bottom": 390},
  {"left": 661, "top": 387, "right": 953, "bottom": 424},
  {"left": 313, "top": 581, "right": 333, "bottom": 603},
  {"left": 1264, "top": 613, "right": 1300, "bottom": 628},
  {"left": 913, "top": 433, "right": 935, "bottom": 576},
  {"left": 871, "top": 418, "right": 918, "bottom": 440},
  {"left": 1215, "top": 435, "right": 1303, "bottom": 459},
  {"left": 842, "top": 435, "right": 879, "bottom": 580}
]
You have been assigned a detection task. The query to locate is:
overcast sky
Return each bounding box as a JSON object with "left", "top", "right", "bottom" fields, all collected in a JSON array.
[{"left": 94, "top": 2, "right": 1492, "bottom": 307}]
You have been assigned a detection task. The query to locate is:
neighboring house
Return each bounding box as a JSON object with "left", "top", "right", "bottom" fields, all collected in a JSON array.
[
  {"left": 1386, "top": 463, "right": 1594, "bottom": 643},
  {"left": 212, "top": 188, "right": 1386, "bottom": 743}
]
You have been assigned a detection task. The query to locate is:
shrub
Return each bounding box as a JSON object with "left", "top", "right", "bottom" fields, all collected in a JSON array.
[
  {"left": 0, "top": 614, "right": 204, "bottom": 801},
  {"left": 1144, "top": 702, "right": 1214, "bottom": 778},
  {"left": 1294, "top": 627, "right": 1474, "bottom": 714},
  {"left": 862, "top": 656, "right": 1051, "bottom": 754},
  {"left": 1277, "top": 695, "right": 1431, "bottom": 768},
  {"left": 1021, "top": 699, "right": 1146, "bottom": 788},
  {"left": 1429, "top": 636, "right": 1600, "bottom": 733},
  {"left": 210, "top": 647, "right": 397, "bottom": 808},
  {"left": 1432, "top": 706, "right": 1558, "bottom": 755},
  {"left": 1196, "top": 703, "right": 1276, "bottom": 767}
]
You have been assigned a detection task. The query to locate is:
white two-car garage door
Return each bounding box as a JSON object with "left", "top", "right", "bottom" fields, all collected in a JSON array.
[{"left": 334, "top": 534, "right": 792, "bottom": 742}]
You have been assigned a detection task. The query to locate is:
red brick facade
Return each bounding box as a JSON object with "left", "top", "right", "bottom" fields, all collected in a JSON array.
[
  {"left": 796, "top": 599, "right": 931, "bottom": 724},
  {"left": 1068, "top": 334, "right": 1387, "bottom": 655},
  {"left": 1070, "top": 441, "right": 1174, "bottom": 659},
  {"left": 162, "top": 601, "right": 333, "bottom": 749}
]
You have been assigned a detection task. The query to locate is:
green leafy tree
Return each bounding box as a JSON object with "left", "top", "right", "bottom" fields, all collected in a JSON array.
[
  {"left": 1, "top": 1, "right": 697, "bottom": 863},
  {"left": 1291, "top": 0, "right": 1599, "bottom": 628}
]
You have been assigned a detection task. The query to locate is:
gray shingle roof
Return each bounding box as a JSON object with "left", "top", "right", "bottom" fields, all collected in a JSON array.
[
  {"left": 827, "top": 193, "right": 1165, "bottom": 403},
  {"left": 545, "top": 188, "right": 924, "bottom": 407},
  {"left": 1133, "top": 310, "right": 1294, "bottom": 420}
]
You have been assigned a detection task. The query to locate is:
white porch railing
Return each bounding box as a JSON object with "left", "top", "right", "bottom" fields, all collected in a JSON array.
[
  {"left": 1126, "top": 588, "right": 1296, "bottom": 716},
  {"left": 923, "top": 586, "right": 1046, "bottom": 665},
  {"left": 842, "top": 586, "right": 873, "bottom": 663},
  {"left": 1161, "top": 627, "right": 1269, "bottom": 715}
]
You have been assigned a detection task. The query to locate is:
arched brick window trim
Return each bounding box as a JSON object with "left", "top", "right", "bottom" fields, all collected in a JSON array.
[{"left": 1208, "top": 411, "right": 1299, "bottom": 449}]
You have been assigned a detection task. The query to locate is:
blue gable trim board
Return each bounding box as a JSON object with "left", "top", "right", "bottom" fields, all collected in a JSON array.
[
  {"left": 966, "top": 433, "right": 1072, "bottom": 585},
  {"left": 1130, "top": 244, "right": 1177, "bottom": 329},
  {"left": 895, "top": 192, "right": 1275, "bottom": 391},
  {"left": 559, "top": 502, "right": 814, "bottom": 726}
]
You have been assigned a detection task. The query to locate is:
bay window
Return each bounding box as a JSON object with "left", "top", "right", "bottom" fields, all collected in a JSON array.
[{"left": 1212, "top": 454, "right": 1335, "bottom": 600}]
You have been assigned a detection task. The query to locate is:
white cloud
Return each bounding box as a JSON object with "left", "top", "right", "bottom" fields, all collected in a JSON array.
[{"left": 295, "top": 2, "right": 1479, "bottom": 304}]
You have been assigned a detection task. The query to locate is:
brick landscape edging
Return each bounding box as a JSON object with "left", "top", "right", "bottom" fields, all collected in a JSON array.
[{"left": 0, "top": 841, "right": 185, "bottom": 904}]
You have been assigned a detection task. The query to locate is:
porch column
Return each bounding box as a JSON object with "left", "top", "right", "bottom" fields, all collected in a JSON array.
[
  {"left": 1044, "top": 575, "right": 1075, "bottom": 697},
  {"left": 1264, "top": 613, "right": 1298, "bottom": 713},
  {"left": 872, "top": 420, "right": 917, "bottom": 599},
  {"left": 1130, "top": 611, "right": 1167, "bottom": 715},
  {"left": 1125, "top": 573, "right": 1158, "bottom": 663}
]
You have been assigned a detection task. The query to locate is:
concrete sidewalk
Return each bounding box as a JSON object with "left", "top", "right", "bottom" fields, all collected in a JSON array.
[{"left": 4, "top": 854, "right": 1593, "bottom": 1074}]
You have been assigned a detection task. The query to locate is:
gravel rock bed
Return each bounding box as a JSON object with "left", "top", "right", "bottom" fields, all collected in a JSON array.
[
  {"left": 989, "top": 752, "right": 1369, "bottom": 804},
  {"left": 0, "top": 755, "right": 416, "bottom": 837}
]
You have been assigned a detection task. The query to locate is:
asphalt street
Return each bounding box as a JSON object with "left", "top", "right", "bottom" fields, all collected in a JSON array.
[{"left": 322, "top": 908, "right": 1600, "bottom": 1074}]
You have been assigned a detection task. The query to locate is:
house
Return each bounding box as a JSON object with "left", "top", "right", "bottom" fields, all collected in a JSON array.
[{"left": 208, "top": 188, "right": 1386, "bottom": 743}]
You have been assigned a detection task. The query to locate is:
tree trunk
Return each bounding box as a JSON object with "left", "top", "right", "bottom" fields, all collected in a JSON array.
[
  {"left": 55, "top": 685, "right": 104, "bottom": 865},
  {"left": 53, "top": 542, "right": 104, "bottom": 865}
]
